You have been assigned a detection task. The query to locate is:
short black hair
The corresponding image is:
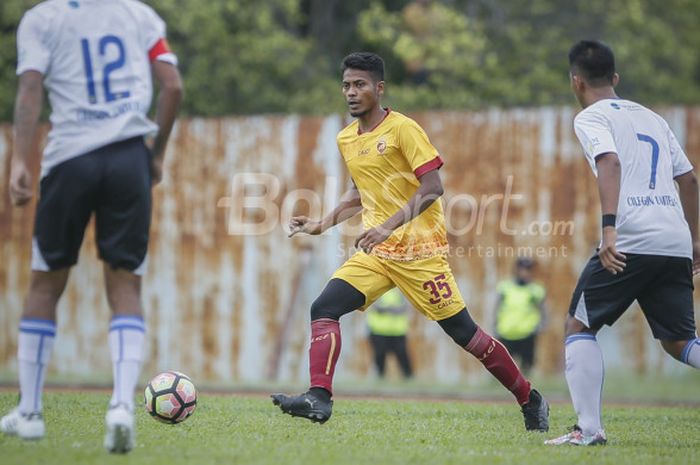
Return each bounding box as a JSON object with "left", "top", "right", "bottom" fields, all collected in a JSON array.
[
  {"left": 341, "top": 52, "right": 385, "bottom": 82},
  {"left": 568, "top": 40, "right": 616, "bottom": 87}
]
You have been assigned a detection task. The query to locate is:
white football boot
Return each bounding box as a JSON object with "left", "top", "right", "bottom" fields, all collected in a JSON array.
[
  {"left": 545, "top": 425, "right": 608, "bottom": 446},
  {"left": 0, "top": 408, "right": 45, "bottom": 440},
  {"left": 104, "top": 404, "right": 135, "bottom": 454}
]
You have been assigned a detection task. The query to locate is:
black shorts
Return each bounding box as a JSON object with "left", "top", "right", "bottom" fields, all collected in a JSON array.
[
  {"left": 32, "top": 137, "right": 152, "bottom": 274},
  {"left": 568, "top": 253, "right": 696, "bottom": 340}
]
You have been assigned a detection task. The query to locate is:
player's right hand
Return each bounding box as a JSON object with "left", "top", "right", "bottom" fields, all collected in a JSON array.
[
  {"left": 599, "top": 227, "right": 626, "bottom": 275},
  {"left": 288, "top": 216, "right": 322, "bottom": 237},
  {"left": 9, "top": 161, "right": 33, "bottom": 207}
]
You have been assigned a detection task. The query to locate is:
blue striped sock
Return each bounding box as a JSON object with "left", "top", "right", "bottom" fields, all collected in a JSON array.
[
  {"left": 681, "top": 337, "right": 700, "bottom": 368},
  {"left": 109, "top": 316, "right": 146, "bottom": 410},
  {"left": 18, "top": 319, "right": 56, "bottom": 414},
  {"left": 564, "top": 333, "right": 604, "bottom": 435}
]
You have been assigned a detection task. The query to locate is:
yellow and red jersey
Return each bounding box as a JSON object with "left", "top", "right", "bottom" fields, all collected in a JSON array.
[{"left": 337, "top": 109, "right": 448, "bottom": 261}]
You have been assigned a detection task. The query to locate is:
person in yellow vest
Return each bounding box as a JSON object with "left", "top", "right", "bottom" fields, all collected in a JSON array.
[
  {"left": 367, "top": 288, "right": 413, "bottom": 379},
  {"left": 494, "top": 258, "right": 547, "bottom": 374}
]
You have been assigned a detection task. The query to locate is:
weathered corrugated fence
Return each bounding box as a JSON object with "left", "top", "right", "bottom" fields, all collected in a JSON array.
[{"left": 1, "top": 107, "right": 699, "bottom": 384}]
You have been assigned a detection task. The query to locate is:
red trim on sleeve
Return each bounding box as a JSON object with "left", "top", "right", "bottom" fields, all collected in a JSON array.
[
  {"left": 414, "top": 156, "right": 444, "bottom": 178},
  {"left": 148, "top": 38, "right": 172, "bottom": 62}
]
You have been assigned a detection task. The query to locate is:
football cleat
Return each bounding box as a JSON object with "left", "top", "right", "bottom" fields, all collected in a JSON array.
[
  {"left": 521, "top": 389, "right": 550, "bottom": 432},
  {"left": 104, "top": 404, "right": 135, "bottom": 454},
  {"left": 0, "top": 408, "right": 45, "bottom": 440},
  {"left": 545, "top": 425, "right": 608, "bottom": 446},
  {"left": 271, "top": 391, "right": 333, "bottom": 424}
]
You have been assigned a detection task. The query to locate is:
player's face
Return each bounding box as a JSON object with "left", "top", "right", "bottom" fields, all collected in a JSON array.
[{"left": 342, "top": 69, "right": 384, "bottom": 117}]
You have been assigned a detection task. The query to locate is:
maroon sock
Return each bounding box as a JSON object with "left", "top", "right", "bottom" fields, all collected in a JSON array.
[
  {"left": 464, "top": 327, "right": 531, "bottom": 405},
  {"left": 309, "top": 318, "right": 341, "bottom": 395}
]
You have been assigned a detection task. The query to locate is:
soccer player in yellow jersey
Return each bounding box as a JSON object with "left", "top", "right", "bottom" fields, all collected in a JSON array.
[{"left": 272, "top": 53, "right": 549, "bottom": 431}]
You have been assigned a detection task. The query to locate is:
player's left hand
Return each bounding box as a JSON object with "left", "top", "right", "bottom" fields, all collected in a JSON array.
[
  {"left": 692, "top": 242, "right": 700, "bottom": 275},
  {"left": 9, "top": 160, "right": 33, "bottom": 207},
  {"left": 355, "top": 226, "right": 392, "bottom": 253}
]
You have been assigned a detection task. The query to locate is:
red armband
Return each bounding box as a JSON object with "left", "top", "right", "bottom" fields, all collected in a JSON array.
[{"left": 148, "top": 38, "right": 172, "bottom": 62}]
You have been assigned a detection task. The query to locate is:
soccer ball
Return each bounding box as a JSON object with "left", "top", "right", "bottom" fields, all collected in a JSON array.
[{"left": 144, "top": 371, "right": 197, "bottom": 424}]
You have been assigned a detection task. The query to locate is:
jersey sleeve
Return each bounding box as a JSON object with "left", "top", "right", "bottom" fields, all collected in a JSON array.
[
  {"left": 667, "top": 123, "right": 693, "bottom": 177},
  {"left": 573, "top": 110, "right": 618, "bottom": 173},
  {"left": 16, "top": 9, "right": 51, "bottom": 75},
  {"left": 140, "top": 5, "right": 178, "bottom": 66},
  {"left": 398, "top": 119, "right": 443, "bottom": 177}
]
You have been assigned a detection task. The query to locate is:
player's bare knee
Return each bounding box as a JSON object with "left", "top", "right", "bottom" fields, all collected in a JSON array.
[
  {"left": 564, "top": 316, "right": 593, "bottom": 337},
  {"left": 660, "top": 340, "right": 687, "bottom": 361},
  {"left": 28, "top": 270, "right": 69, "bottom": 295},
  {"left": 104, "top": 266, "right": 142, "bottom": 316},
  {"left": 24, "top": 270, "right": 69, "bottom": 317}
]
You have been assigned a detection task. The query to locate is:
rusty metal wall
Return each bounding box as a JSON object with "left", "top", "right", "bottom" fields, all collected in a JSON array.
[{"left": 1, "top": 107, "right": 699, "bottom": 384}]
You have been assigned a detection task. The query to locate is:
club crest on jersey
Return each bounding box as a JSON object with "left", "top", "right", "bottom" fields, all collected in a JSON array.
[{"left": 376, "top": 137, "right": 387, "bottom": 154}]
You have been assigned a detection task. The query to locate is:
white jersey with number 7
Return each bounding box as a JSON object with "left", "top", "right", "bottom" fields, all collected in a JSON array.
[
  {"left": 574, "top": 98, "right": 694, "bottom": 259},
  {"left": 16, "top": 0, "right": 177, "bottom": 178}
]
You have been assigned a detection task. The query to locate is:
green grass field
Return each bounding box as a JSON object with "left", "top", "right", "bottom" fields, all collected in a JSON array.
[{"left": 2, "top": 390, "right": 699, "bottom": 465}]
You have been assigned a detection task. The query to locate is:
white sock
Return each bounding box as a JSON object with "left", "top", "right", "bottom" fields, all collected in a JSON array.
[
  {"left": 681, "top": 337, "right": 700, "bottom": 368},
  {"left": 108, "top": 316, "right": 146, "bottom": 411},
  {"left": 17, "top": 319, "right": 56, "bottom": 414},
  {"left": 565, "top": 334, "right": 604, "bottom": 435}
]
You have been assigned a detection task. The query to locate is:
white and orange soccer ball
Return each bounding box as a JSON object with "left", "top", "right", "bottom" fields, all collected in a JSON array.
[{"left": 144, "top": 371, "right": 197, "bottom": 424}]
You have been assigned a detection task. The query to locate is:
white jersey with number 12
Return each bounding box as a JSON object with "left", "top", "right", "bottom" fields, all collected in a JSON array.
[{"left": 16, "top": 0, "right": 177, "bottom": 177}]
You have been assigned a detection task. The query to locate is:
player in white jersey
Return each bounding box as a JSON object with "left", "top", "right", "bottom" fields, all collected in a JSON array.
[
  {"left": 0, "top": 0, "right": 183, "bottom": 453},
  {"left": 546, "top": 40, "right": 700, "bottom": 446}
]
